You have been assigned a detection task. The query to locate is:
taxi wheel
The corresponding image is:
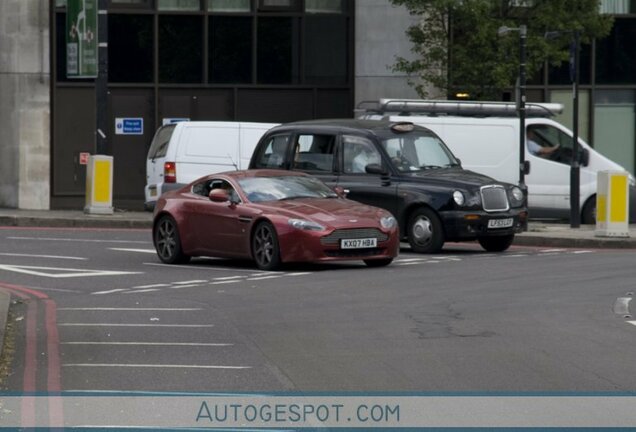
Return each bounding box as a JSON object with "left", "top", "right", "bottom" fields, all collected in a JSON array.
[
  {"left": 478, "top": 234, "right": 514, "bottom": 252},
  {"left": 252, "top": 221, "right": 281, "bottom": 271},
  {"left": 407, "top": 207, "right": 444, "bottom": 253},
  {"left": 154, "top": 215, "right": 190, "bottom": 264},
  {"left": 363, "top": 258, "right": 393, "bottom": 267}
]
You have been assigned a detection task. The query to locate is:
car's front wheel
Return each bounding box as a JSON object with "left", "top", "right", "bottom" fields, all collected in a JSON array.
[
  {"left": 154, "top": 215, "right": 190, "bottom": 264},
  {"left": 478, "top": 234, "right": 514, "bottom": 252},
  {"left": 252, "top": 221, "right": 282, "bottom": 271},
  {"left": 407, "top": 207, "right": 445, "bottom": 253}
]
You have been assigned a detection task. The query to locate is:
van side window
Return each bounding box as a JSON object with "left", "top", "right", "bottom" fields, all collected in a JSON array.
[
  {"left": 528, "top": 125, "right": 572, "bottom": 165},
  {"left": 147, "top": 125, "right": 176, "bottom": 160},
  {"left": 253, "top": 135, "right": 290, "bottom": 169},
  {"left": 292, "top": 134, "right": 336, "bottom": 172},
  {"left": 342, "top": 135, "right": 382, "bottom": 174}
]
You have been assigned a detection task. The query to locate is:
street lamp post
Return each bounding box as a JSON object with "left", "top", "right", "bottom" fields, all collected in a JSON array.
[{"left": 498, "top": 25, "right": 527, "bottom": 189}]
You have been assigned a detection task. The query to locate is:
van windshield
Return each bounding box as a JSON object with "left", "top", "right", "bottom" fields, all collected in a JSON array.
[
  {"left": 379, "top": 132, "right": 459, "bottom": 172},
  {"left": 147, "top": 125, "right": 176, "bottom": 160}
]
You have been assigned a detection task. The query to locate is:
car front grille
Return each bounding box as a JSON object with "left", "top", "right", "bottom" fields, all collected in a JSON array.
[
  {"left": 320, "top": 228, "right": 388, "bottom": 246},
  {"left": 325, "top": 248, "right": 385, "bottom": 257},
  {"left": 480, "top": 185, "right": 509, "bottom": 212}
]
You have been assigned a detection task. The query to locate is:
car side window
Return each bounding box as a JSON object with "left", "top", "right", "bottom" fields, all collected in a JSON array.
[
  {"left": 253, "top": 135, "right": 290, "bottom": 169},
  {"left": 528, "top": 124, "right": 572, "bottom": 165},
  {"left": 292, "top": 134, "right": 336, "bottom": 172},
  {"left": 192, "top": 179, "right": 240, "bottom": 203},
  {"left": 342, "top": 135, "right": 382, "bottom": 174}
]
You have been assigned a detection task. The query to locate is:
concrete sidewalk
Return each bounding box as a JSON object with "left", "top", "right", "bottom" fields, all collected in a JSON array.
[{"left": 1, "top": 207, "right": 636, "bottom": 249}]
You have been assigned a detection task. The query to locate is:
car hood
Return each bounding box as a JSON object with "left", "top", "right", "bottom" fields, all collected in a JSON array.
[
  {"left": 254, "top": 198, "right": 387, "bottom": 226},
  {"left": 400, "top": 168, "right": 503, "bottom": 189}
]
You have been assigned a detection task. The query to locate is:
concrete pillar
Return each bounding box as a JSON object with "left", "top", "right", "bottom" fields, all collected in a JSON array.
[
  {"left": 0, "top": 0, "right": 50, "bottom": 209},
  {"left": 354, "top": 0, "right": 436, "bottom": 108}
]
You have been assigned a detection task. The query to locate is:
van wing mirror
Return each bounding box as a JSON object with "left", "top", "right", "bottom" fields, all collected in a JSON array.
[
  {"left": 579, "top": 148, "right": 590, "bottom": 167},
  {"left": 523, "top": 160, "right": 531, "bottom": 175}
]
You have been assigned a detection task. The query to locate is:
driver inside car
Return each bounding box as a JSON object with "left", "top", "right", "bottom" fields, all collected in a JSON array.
[{"left": 527, "top": 128, "right": 560, "bottom": 158}]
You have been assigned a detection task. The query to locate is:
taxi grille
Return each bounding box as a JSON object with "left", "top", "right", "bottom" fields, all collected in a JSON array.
[
  {"left": 320, "top": 228, "right": 388, "bottom": 246},
  {"left": 480, "top": 185, "right": 509, "bottom": 212}
]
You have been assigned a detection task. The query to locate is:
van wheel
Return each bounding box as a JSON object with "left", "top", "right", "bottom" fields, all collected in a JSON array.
[
  {"left": 478, "top": 234, "right": 514, "bottom": 252},
  {"left": 407, "top": 208, "right": 444, "bottom": 253},
  {"left": 581, "top": 196, "right": 596, "bottom": 225},
  {"left": 154, "top": 215, "right": 190, "bottom": 264},
  {"left": 252, "top": 221, "right": 281, "bottom": 271}
]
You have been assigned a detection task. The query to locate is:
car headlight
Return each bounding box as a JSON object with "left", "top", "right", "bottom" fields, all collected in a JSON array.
[
  {"left": 509, "top": 186, "right": 525, "bottom": 206},
  {"left": 453, "top": 190, "right": 465, "bottom": 206},
  {"left": 380, "top": 215, "right": 397, "bottom": 229},
  {"left": 288, "top": 218, "right": 326, "bottom": 231}
]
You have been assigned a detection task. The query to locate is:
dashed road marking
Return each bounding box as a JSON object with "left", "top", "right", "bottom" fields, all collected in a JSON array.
[
  {"left": 168, "top": 284, "right": 203, "bottom": 289},
  {"left": 123, "top": 288, "right": 160, "bottom": 294},
  {"left": 131, "top": 283, "right": 170, "bottom": 289},
  {"left": 173, "top": 280, "right": 208, "bottom": 285},
  {"left": 58, "top": 307, "right": 203, "bottom": 311},
  {"left": 109, "top": 248, "right": 156, "bottom": 254},
  {"left": 246, "top": 276, "right": 282, "bottom": 281},
  {"left": 0, "top": 264, "right": 142, "bottom": 279},
  {"left": 58, "top": 323, "right": 215, "bottom": 328},
  {"left": 0, "top": 253, "right": 87, "bottom": 260},
  {"left": 62, "top": 363, "right": 250, "bottom": 369},
  {"left": 92, "top": 289, "right": 129, "bottom": 295},
  {"left": 213, "top": 276, "right": 246, "bottom": 281},
  {"left": 62, "top": 342, "right": 232, "bottom": 347},
  {"left": 210, "top": 280, "right": 242, "bottom": 285},
  {"left": 9, "top": 237, "right": 149, "bottom": 244}
]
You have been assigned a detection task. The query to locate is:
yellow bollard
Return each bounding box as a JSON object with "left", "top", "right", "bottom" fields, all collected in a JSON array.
[
  {"left": 84, "top": 155, "right": 114, "bottom": 215},
  {"left": 595, "top": 170, "right": 629, "bottom": 237}
]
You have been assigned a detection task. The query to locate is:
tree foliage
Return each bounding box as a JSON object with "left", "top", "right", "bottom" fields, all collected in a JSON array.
[{"left": 391, "top": 0, "right": 613, "bottom": 99}]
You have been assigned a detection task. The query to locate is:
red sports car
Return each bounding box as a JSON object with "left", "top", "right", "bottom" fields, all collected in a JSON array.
[{"left": 152, "top": 170, "right": 399, "bottom": 270}]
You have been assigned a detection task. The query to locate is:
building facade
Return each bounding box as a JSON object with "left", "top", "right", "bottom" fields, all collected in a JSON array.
[{"left": 1, "top": 0, "right": 634, "bottom": 210}]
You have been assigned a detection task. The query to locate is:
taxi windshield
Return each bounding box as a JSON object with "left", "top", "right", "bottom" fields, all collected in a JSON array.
[{"left": 379, "top": 131, "right": 460, "bottom": 173}]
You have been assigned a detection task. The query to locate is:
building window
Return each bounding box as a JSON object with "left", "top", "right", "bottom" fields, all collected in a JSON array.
[
  {"left": 209, "top": 16, "right": 252, "bottom": 83},
  {"left": 304, "top": 15, "right": 347, "bottom": 84},
  {"left": 305, "top": 0, "right": 344, "bottom": 13},
  {"left": 548, "top": 43, "right": 592, "bottom": 85},
  {"left": 593, "top": 90, "right": 635, "bottom": 175},
  {"left": 159, "top": 15, "right": 203, "bottom": 83},
  {"left": 258, "top": 0, "right": 300, "bottom": 12},
  {"left": 599, "top": 0, "right": 636, "bottom": 14},
  {"left": 108, "top": 14, "right": 153, "bottom": 82},
  {"left": 157, "top": 0, "right": 201, "bottom": 11},
  {"left": 596, "top": 18, "right": 636, "bottom": 84},
  {"left": 257, "top": 17, "right": 296, "bottom": 84},
  {"left": 208, "top": 0, "right": 251, "bottom": 12}
]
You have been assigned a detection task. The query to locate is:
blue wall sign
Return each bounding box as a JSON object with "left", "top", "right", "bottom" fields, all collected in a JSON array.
[{"left": 115, "top": 118, "right": 144, "bottom": 135}]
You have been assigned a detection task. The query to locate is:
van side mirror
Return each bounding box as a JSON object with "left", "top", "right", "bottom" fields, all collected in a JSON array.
[
  {"left": 579, "top": 148, "right": 590, "bottom": 167},
  {"left": 523, "top": 160, "right": 531, "bottom": 175},
  {"left": 365, "top": 163, "right": 387, "bottom": 175},
  {"left": 209, "top": 189, "right": 229, "bottom": 203}
]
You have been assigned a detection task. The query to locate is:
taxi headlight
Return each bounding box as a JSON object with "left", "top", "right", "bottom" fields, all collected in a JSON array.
[
  {"left": 453, "top": 190, "right": 465, "bottom": 206},
  {"left": 288, "top": 218, "right": 326, "bottom": 231},
  {"left": 380, "top": 216, "right": 397, "bottom": 229}
]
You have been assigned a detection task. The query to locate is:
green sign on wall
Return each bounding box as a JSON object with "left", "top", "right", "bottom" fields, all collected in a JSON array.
[{"left": 66, "top": 0, "right": 98, "bottom": 78}]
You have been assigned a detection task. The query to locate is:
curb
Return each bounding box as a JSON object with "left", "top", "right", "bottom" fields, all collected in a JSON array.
[
  {"left": 0, "top": 291, "right": 9, "bottom": 356},
  {"left": 514, "top": 234, "right": 636, "bottom": 249},
  {"left": 0, "top": 216, "right": 152, "bottom": 229}
]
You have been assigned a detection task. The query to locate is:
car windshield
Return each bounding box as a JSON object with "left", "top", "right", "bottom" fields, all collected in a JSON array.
[
  {"left": 238, "top": 175, "right": 338, "bottom": 203},
  {"left": 380, "top": 131, "right": 460, "bottom": 172}
]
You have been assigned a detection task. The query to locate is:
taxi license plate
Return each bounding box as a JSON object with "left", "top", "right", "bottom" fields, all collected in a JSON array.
[
  {"left": 340, "top": 238, "right": 377, "bottom": 249},
  {"left": 487, "top": 218, "right": 513, "bottom": 229}
]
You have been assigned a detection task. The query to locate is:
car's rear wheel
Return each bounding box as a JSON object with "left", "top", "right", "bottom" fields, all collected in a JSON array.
[
  {"left": 252, "top": 221, "right": 281, "bottom": 271},
  {"left": 478, "top": 234, "right": 514, "bottom": 252},
  {"left": 407, "top": 207, "right": 444, "bottom": 253},
  {"left": 154, "top": 215, "right": 190, "bottom": 264},
  {"left": 363, "top": 258, "right": 393, "bottom": 267}
]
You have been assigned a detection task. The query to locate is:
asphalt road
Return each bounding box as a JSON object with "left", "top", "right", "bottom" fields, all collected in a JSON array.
[{"left": 1, "top": 226, "right": 635, "bottom": 393}]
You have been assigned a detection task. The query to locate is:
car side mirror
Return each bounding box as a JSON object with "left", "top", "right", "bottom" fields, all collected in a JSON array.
[
  {"left": 579, "top": 148, "right": 590, "bottom": 167},
  {"left": 333, "top": 186, "right": 348, "bottom": 198},
  {"left": 455, "top": 158, "right": 462, "bottom": 167},
  {"left": 209, "top": 189, "right": 229, "bottom": 203},
  {"left": 365, "top": 163, "right": 387, "bottom": 175}
]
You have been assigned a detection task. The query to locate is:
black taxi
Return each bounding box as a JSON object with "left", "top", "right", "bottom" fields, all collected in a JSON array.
[{"left": 249, "top": 119, "right": 528, "bottom": 253}]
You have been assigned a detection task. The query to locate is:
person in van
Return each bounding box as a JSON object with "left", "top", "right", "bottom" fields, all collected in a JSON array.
[{"left": 527, "top": 128, "right": 560, "bottom": 158}]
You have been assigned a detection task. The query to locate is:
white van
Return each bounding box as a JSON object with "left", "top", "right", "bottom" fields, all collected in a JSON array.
[
  {"left": 144, "top": 121, "right": 278, "bottom": 209},
  {"left": 360, "top": 99, "right": 635, "bottom": 223}
]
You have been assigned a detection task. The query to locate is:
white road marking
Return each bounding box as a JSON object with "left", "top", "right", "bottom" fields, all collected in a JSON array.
[
  {"left": 572, "top": 250, "right": 594, "bottom": 254},
  {"left": 131, "top": 283, "right": 170, "bottom": 289},
  {"left": 395, "top": 262, "right": 427, "bottom": 266},
  {"left": 213, "top": 276, "right": 246, "bottom": 281},
  {"left": 540, "top": 249, "right": 565, "bottom": 253},
  {"left": 0, "top": 264, "right": 142, "bottom": 278},
  {"left": 92, "top": 289, "right": 129, "bottom": 295},
  {"left": 144, "top": 262, "right": 261, "bottom": 273},
  {"left": 503, "top": 254, "right": 528, "bottom": 258},
  {"left": 62, "top": 363, "right": 250, "bottom": 369},
  {"left": 210, "top": 280, "right": 242, "bottom": 285},
  {"left": 62, "top": 342, "right": 232, "bottom": 347},
  {"left": 0, "top": 253, "right": 87, "bottom": 260},
  {"left": 123, "top": 289, "right": 159, "bottom": 294},
  {"left": 58, "top": 323, "right": 215, "bottom": 327},
  {"left": 109, "top": 248, "right": 157, "bottom": 254},
  {"left": 628, "top": 321, "right": 636, "bottom": 327},
  {"left": 168, "top": 284, "right": 203, "bottom": 289},
  {"left": 246, "top": 276, "right": 282, "bottom": 281},
  {"left": 396, "top": 258, "right": 428, "bottom": 262},
  {"left": 58, "top": 307, "right": 203, "bottom": 311},
  {"left": 173, "top": 280, "right": 208, "bottom": 285},
  {"left": 431, "top": 256, "right": 460, "bottom": 260},
  {"left": 9, "top": 237, "right": 150, "bottom": 244},
  {"left": 284, "top": 272, "right": 313, "bottom": 276}
]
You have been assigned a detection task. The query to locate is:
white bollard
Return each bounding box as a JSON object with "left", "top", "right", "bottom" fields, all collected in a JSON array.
[
  {"left": 595, "top": 170, "right": 629, "bottom": 238},
  {"left": 84, "top": 155, "right": 114, "bottom": 215}
]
